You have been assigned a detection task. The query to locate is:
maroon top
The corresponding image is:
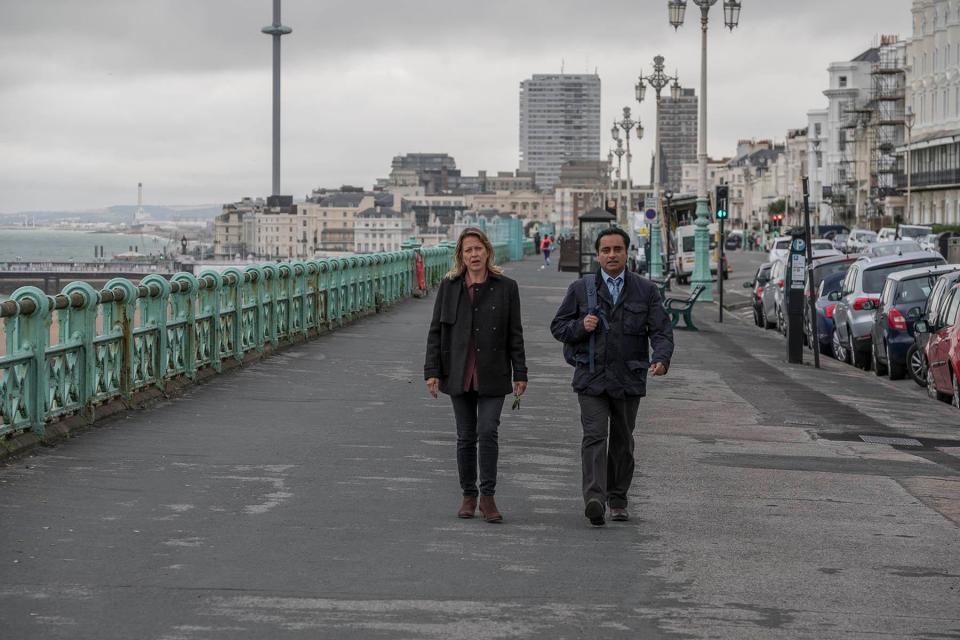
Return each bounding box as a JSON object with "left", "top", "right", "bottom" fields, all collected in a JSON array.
[{"left": 462, "top": 270, "right": 486, "bottom": 392}]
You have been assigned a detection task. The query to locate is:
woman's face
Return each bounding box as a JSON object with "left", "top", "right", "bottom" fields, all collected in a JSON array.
[{"left": 461, "top": 235, "right": 488, "bottom": 274}]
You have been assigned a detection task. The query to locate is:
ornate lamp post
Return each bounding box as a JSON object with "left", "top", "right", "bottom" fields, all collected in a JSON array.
[
  {"left": 637, "top": 55, "right": 681, "bottom": 280},
  {"left": 612, "top": 108, "right": 643, "bottom": 230},
  {"left": 664, "top": 189, "right": 675, "bottom": 276},
  {"left": 904, "top": 106, "right": 915, "bottom": 224},
  {"left": 669, "top": 0, "right": 741, "bottom": 301},
  {"left": 612, "top": 137, "right": 626, "bottom": 222}
]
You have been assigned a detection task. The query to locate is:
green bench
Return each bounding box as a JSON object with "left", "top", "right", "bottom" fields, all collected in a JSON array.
[{"left": 664, "top": 285, "right": 706, "bottom": 331}]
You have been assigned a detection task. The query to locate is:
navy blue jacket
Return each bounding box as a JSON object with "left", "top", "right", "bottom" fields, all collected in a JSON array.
[
  {"left": 550, "top": 270, "right": 674, "bottom": 397},
  {"left": 424, "top": 271, "right": 527, "bottom": 397}
]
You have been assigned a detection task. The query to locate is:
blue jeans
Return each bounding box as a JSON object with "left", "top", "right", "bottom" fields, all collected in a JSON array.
[{"left": 450, "top": 392, "right": 505, "bottom": 497}]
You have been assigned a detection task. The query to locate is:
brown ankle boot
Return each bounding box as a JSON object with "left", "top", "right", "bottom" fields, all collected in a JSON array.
[
  {"left": 479, "top": 496, "right": 503, "bottom": 523},
  {"left": 457, "top": 496, "right": 477, "bottom": 519}
]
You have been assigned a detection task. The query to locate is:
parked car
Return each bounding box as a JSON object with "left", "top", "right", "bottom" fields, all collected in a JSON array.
[
  {"left": 832, "top": 252, "right": 946, "bottom": 369},
  {"left": 916, "top": 283, "right": 960, "bottom": 407},
  {"left": 725, "top": 230, "right": 743, "bottom": 251},
  {"left": 869, "top": 264, "right": 960, "bottom": 380},
  {"left": 845, "top": 229, "right": 877, "bottom": 253},
  {"left": 803, "top": 254, "right": 857, "bottom": 353},
  {"left": 743, "top": 262, "right": 773, "bottom": 327},
  {"left": 876, "top": 227, "right": 897, "bottom": 243},
  {"left": 832, "top": 233, "right": 850, "bottom": 252},
  {"left": 920, "top": 233, "right": 940, "bottom": 252},
  {"left": 897, "top": 224, "right": 934, "bottom": 241},
  {"left": 810, "top": 239, "right": 837, "bottom": 253},
  {"left": 858, "top": 240, "right": 924, "bottom": 258},
  {"left": 908, "top": 270, "right": 960, "bottom": 387},
  {"left": 761, "top": 259, "right": 786, "bottom": 330},
  {"left": 768, "top": 236, "right": 792, "bottom": 263},
  {"left": 805, "top": 272, "right": 847, "bottom": 356}
]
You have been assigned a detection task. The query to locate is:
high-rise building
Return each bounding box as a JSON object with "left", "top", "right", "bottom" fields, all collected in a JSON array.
[
  {"left": 519, "top": 74, "right": 601, "bottom": 191},
  {"left": 657, "top": 87, "right": 698, "bottom": 193}
]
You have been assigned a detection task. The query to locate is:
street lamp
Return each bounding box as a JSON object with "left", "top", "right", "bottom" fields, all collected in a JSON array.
[
  {"left": 664, "top": 189, "right": 675, "bottom": 277},
  {"left": 904, "top": 106, "right": 915, "bottom": 224},
  {"left": 668, "top": 0, "right": 741, "bottom": 302},
  {"left": 612, "top": 137, "right": 626, "bottom": 225},
  {"left": 613, "top": 107, "right": 642, "bottom": 230},
  {"left": 637, "top": 54, "right": 681, "bottom": 280}
]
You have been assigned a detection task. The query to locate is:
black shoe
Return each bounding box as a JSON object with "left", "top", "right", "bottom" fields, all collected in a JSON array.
[
  {"left": 610, "top": 507, "right": 629, "bottom": 522},
  {"left": 585, "top": 499, "right": 605, "bottom": 526}
]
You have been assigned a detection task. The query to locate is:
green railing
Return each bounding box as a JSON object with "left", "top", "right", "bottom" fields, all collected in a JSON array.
[{"left": 0, "top": 247, "right": 453, "bottom": 440}]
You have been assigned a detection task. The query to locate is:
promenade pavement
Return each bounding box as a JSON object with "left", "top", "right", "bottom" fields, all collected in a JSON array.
[{"left": 1, "top": 256, "right": 959, "bottom": 639}]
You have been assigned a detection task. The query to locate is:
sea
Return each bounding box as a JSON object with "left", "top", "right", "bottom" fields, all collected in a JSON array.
[{"left": 0, "top": 228, "right": 175, "bottom": 301}]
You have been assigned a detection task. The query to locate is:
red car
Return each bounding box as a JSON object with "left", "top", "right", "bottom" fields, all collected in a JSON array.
[{"left": 922, "top": 282, "right": 960, "bottom": 407}]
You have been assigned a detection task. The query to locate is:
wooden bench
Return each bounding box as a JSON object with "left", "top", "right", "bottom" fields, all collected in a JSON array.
[
  {"left": 664, "top": 285, "right": 706, "bottom": 331},
  {"left": 650, "top": 273, "right": 675, "bottom": 299}
]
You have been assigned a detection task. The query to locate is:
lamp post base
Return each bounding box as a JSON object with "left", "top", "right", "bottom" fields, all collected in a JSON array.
[
  {"left": 649, "top": 225, "right": 663, "bottom": 280},
  {"left": 691, "top": 196, "right": 714, "bottom": 302}
]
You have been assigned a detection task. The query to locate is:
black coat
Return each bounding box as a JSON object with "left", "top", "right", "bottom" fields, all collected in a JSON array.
[
  {"left": 424, "top": 271, "right": 527, "bottom": 397},
  {"left": 550, "top": 270, "right": 674, "bottom": 398}
]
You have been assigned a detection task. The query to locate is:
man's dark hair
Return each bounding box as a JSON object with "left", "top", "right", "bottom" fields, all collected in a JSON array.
[{"left": 594, "top": 227, "right": 631, "bottom": 252}]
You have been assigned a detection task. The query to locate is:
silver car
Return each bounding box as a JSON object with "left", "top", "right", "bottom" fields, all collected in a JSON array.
[
  {"left": 832, "top": 251, "right": 946, "bottom": 368},
  {"left": 761, "top": 258, "right": 786, "bottom": 329}
]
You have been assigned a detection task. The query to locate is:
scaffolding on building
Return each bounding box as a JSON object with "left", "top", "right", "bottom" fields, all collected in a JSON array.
[{"left": 867, "top": 36, "right": 907, "bottom": 223}]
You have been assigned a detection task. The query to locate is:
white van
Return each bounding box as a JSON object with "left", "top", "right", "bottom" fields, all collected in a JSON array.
[
  {"left": 876, "top": 227, "right": 897, "bottom": 243},
  {"left": 675, "top": 223, "right": 718, "bottom": 285}
]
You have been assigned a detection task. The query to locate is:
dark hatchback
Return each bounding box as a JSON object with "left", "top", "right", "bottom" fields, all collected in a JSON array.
[
  {"left": 743, "top": 262, "right": 773, "bottom": 327},
  {"left": 870, "top": 264, "right": 960, "bottom": 379},
  {"left": 803, "top": 255, "right": 858, "bottom": 353}
]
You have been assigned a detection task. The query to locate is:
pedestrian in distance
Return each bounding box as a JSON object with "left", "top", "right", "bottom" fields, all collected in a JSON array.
[
  {"left": 533, "top": 231, "right": 542, "bottom": 255},
  {"left": 550, "top": 227, "right": 674, "bottom": 527},
  {"left": 424, "top": 227, "right": 528, "bottom": 523},
  {"left": 540, "top": 235, "right": 553, "bottom": 269}
]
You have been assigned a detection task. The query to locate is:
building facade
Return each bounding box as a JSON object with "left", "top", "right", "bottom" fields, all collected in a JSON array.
[
  {"left": 657, "top": 87, "right": 699, "bottom": 193},
  {"left": 519, "top": 73, "right": 601, "bottom": 191},
  {"left": 353, "top": 207, "right": 415, "bottom": 253},
  {"left": 904, "top": 0, "right": 960, "bottom": 225}
]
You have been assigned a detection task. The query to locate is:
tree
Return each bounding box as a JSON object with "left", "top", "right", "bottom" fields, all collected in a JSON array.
[{"left": 767, "top": 199, "right": 786, "bottom": 215}]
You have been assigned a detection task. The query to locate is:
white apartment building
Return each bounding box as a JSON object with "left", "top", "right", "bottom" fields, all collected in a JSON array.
[
  {"left": 904, "top": 0, "right": 960, "bottom": 225},
  {"left": 519, "top": 74, "right": 601, "bottom": 191},
  {"left": 213, "top": 197, "right": 263, "bottom": 260},
  {"left": 467, "top": 190, "right": 554, "bottom": 221},
  {"left": 354, "top": 207, "right": 415, "bottom": 254}
]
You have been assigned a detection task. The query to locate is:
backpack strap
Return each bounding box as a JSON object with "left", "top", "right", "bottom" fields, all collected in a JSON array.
[{"left": 584, "top": 276, "right": 603, "bottom": 373}]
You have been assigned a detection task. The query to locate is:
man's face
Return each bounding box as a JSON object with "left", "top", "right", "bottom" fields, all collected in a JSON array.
[{"left": 597, "top": 233, "right": 627, "bottom": 277}]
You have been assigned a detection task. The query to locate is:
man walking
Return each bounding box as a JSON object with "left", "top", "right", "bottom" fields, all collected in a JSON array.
[{"left": 550, "top": 227, "right": 674, "bottom": 526}]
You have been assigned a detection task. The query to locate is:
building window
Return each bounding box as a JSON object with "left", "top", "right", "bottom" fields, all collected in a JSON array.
[{"left": 838, "top": 76, "right": 847, "bottom": 88}]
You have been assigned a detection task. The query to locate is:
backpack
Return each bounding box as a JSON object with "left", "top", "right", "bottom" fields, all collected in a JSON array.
[{"left": 562, "top": 277, "right": 606, "bottom": 372}]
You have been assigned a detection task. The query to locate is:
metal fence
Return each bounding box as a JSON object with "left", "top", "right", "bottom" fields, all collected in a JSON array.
[{"left": 0, "top": 246, "right": 455, "bottom": 439}]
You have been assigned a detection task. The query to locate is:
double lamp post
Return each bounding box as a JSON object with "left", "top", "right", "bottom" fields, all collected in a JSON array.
[{"left": 668, "top": 0, "right": 741, "bottom": 301}]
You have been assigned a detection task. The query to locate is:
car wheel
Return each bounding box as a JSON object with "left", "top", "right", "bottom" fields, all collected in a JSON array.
[
  {"left": 887, "top": 343, "right": 906, "bottom": 380},
  {"left": 952, "top": 369, "right": 960, "bottom": 409},
  {"left": 833, "top": 328, "right": 849, "bottom": 364},
  {"left": 927, "top": 367, "right": 950, "bottom": 402},
  {"left": 907, "top": 344, "right": 926, "bottom": 388},
  {"left": 872, "top": 343, "right": 887, "bottom": 377},
  {"left": 777, "top": 307, "right": 785, "bottom": 335},
  {"left": 849, "top": 330, "right": 869, "bottom": 370}
]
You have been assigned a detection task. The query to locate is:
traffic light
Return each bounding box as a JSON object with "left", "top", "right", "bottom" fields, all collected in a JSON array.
[
  {"left": 771, "top": 213, "right": 784, "bottom": 227},
  {"left": 715, "top": 185, "right": 729, "bottom": 220}
]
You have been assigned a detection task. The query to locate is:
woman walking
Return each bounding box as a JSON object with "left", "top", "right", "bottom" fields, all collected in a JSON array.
[{"left": 424, "top": 228, "right": 527, "bottom": 523}]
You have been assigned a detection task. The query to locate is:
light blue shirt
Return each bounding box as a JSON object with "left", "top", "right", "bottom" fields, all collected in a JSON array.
[{"left": 603, "top": 270, "right": 625, "bottom": 304}]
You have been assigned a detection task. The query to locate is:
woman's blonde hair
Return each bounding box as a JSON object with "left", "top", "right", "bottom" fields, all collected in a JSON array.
[{"left": 446, "top": 227, "right": 503, "bottom": 279}]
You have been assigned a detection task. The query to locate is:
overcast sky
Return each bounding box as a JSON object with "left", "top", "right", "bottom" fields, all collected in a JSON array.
[{"left": 0, "top": 0, "right": 913, "bottom": 213}]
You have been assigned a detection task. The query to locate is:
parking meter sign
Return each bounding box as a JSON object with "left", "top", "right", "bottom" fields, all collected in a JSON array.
[{"left": 645, "top": 208, "right": 657, "bottom": 222}]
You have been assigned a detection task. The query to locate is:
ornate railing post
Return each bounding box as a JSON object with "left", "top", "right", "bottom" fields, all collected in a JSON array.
[
  {"left": 170, "top": 272, "right": 199, "bottom": 379},
  {"left": 244, "top": 265, "right": 266, "bottom": 355},
  {"left": 61, "top": 281, "right": 100, "bottom": 421},
  {"left": 9, "top": 286, "right": 51, "bottom": 435},
  {"left": 261, "top": 263, "right": 280, "bottom": 348},
  {"left": 221, "top": 267, "right": 246, "bottom": 363},
  {"left": 198, "top": 270, "right": 224, "bottom": 373},
  {"left": 139, "top": 274, "right": 171, "bottom": 391},
  {"left": 104, "top": 278, "right": 139, "bottom": 402}
]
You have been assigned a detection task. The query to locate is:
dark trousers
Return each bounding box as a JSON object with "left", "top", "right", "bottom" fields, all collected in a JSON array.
[
  {"left": 450, "top": 392, "right": 505, "bottom": 497},
  {"left": 578, "top": 393, "right": 641, "bottom": 509}
]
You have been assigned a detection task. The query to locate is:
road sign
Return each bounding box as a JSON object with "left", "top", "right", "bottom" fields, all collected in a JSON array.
[{"left": 645, "top": 208, "right": 657, "bottom": 221}]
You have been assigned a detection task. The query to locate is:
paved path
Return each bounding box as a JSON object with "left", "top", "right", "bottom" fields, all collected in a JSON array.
[{"left": 1, "top": 257, "right": 959, "bottom": 639}]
